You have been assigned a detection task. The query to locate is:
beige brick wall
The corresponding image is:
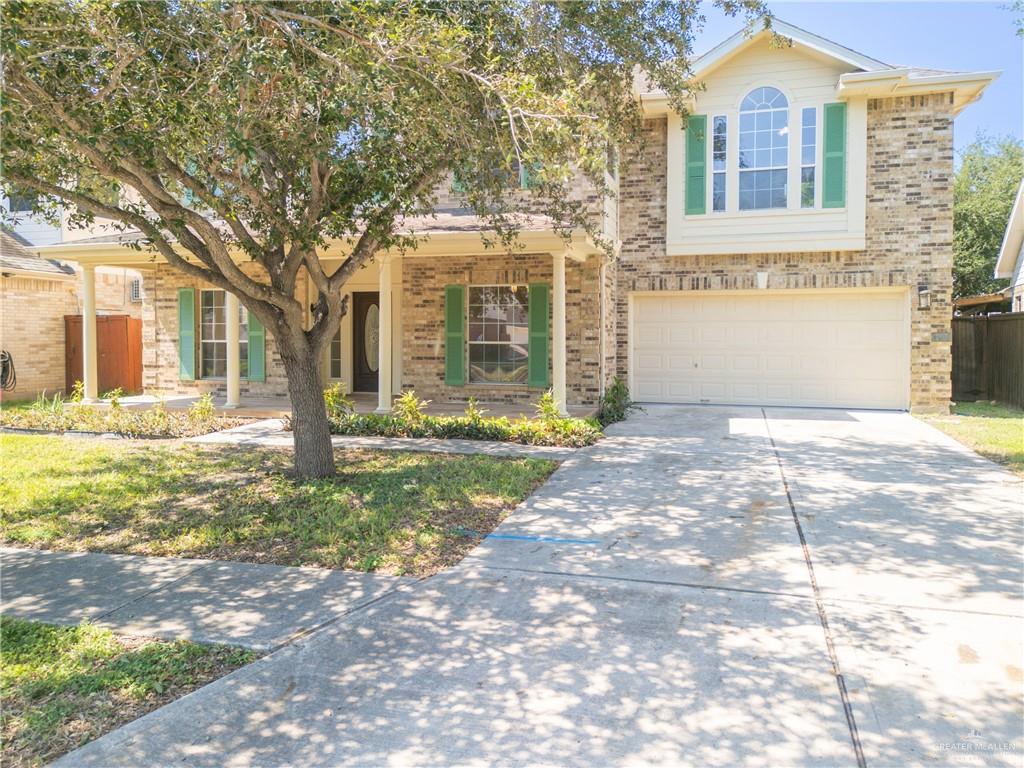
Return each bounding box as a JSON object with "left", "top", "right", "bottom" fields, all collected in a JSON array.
[
  {"left": 401, "top": 253, "right": 603, "bottom": 406},
  {"left": 142, "top": 263, "right": 306, "bottom": 399},
  {"left": 94, "top": 268, "right": 143, "bottom": 318},
  {"left": 612, "top": 93, "right": 956, "bottom": 411},
  {"left": 0, "top": 275, "right": 78, "bottom": 400}
]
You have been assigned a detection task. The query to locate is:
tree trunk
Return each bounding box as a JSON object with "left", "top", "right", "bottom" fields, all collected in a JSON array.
[{"left": 280, "top": 346, "right": 335, "bottom": 479}]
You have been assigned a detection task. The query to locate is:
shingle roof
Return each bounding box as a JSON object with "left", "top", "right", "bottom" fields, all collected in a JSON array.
[{"left": 0, "top": 230, "right": 76, "bottom": 276}]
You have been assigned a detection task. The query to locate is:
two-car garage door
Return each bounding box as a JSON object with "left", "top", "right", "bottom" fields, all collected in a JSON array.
[{"left": 630, "top": 291, "right": 910, "bottom": 410}]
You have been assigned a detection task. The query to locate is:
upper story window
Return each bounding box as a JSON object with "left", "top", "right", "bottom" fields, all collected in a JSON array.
[
  {"left": 801, "top": 107, "right": 817, "bottom": 208},
  {"left": 711, "top": 116, "right": 727, "bottom": 212},
  {"left": 739, "top": 87, "right": 789, "bottom": 210},
  {"left": 7, "top": 189, "right": 37, "bottom": 213}
]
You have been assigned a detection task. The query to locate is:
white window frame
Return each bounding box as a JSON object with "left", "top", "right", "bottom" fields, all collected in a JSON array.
[
  {"left": 711, "top": 115, "right": 727, "bottom": 213},
  {"left": 737, "top": 86, "right": 790, "bottom": 212},
  {"left": 467, "top": 284, "right": 530, "bottom": 386},
  {"left": 199, "top": 289, "right": 249, "bottom": 380},
  {"left": 800, "top": 106, "right": 818, "bottom": 209}
]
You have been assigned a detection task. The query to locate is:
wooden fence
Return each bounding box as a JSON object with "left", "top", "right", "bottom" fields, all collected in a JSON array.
[
  {"left": 952, "top": 312, "right": 1024, "bottom": 409},
  {"left": 65, "top": 314, "right": 143, "bottom": 395}
]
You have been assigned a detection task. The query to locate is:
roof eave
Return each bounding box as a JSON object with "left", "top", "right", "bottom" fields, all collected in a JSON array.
[
  {"left": 994, "top": 180, "right": 1024, "bottom": 279},
  {"left": 35, "top": 228, "right": 602, "bottom": 268},
  {"left": 0, "top": 264, "right": 77, "bottom": 281},
  {"left": 837, "top": 70, "right": 1000, "bottom": 115}
]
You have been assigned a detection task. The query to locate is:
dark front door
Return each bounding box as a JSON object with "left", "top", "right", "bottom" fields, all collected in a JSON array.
[{"left": 352, "top": 291, "right": 381, "bottom": 392}]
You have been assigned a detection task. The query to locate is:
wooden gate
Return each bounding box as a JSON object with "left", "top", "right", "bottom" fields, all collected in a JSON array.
[
  {"left": 65, "top": 315, "right": 143, "bottom": 394},
  {"left": 952, "top": 313, "right": 1024, "bottom": 409}
]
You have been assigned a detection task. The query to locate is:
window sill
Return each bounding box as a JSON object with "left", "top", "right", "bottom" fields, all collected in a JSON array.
[{"left": 685, "top": 206, "right": 845, "bottom": 221}]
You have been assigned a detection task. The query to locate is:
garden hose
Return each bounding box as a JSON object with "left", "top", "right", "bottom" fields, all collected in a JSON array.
[{"left": 0, "top": 350, "right": 15, "bottom": 391}]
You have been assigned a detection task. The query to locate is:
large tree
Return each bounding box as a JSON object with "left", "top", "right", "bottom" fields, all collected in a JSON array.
[
  {"left": 2, "top": 0, "right": 765, "bottom": 477},
  {"left": 953, "top": 135, "right": 1023, "bottom": 298}
]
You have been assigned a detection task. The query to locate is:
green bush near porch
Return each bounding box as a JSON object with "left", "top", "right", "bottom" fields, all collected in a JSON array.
[
  {"left": 328, "top": 411, "right": 603, "bottom": 447},
  {"left": 322, "top": 389, "right": 604, "bottom": 448}
]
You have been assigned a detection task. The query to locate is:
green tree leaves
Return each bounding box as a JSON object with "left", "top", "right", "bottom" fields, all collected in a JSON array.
[{"left": 953, "top": 135, "right": 1023, "bottom": 298}]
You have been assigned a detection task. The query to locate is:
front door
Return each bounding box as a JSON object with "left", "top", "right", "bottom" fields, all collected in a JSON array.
[{"left": 352, "top": 291, "right": 381, "bottom": 392}]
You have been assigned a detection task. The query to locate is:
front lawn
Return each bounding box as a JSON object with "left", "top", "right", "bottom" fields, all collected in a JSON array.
[
  {"left": 0, "top": 434, "right": 556, "bottom": 575},
  {"left": 918, "top": 401, "right": 1024, "bottom": 476},
  {"left": 0, "top": 617, "right": 255, "bottom": 768}
]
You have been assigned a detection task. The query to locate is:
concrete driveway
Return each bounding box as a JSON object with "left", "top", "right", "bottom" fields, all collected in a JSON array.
[{"left": 57, "top": 405, "right": 1024, "bottom": 767}]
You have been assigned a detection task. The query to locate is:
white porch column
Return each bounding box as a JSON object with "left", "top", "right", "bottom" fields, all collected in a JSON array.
[
  {"left": 81, "top": 265, "right": 99, "bottom": 403},
  {"left": 552, "top": 251, "right": 569, "bottom": 416},
  {"left": 376, "top": 255, "right": 393, "bottom": 413},
  {"left": 224, "top": 291, "right": 241, "bottom": 408}
]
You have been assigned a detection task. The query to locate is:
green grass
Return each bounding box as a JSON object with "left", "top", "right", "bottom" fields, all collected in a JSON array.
[
  {"left": 919, "top": 401, "right": 1024, "bottom": 476},
  {"left": 0, "top": 617, "right": 255, "bottom": 768},
  {"left": 0, "top": 434, "right": 556, "bottom": 575}
]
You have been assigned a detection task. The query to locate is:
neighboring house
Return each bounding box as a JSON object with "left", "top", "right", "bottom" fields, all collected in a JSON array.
[
  {"left": 0, "top": 231, "right": 144, "bottom": 401},
  {"left": 2, "top": 192, "right": 63, "bottom": 246},
  {"left": 994, "top": 179, "right": 1024, "bottom": 312},
  {"left": 0, "top": 231, "right": 77, "bottom": 400},
  {"left": 36, "top": 21, "right": 997, "bottom": 412}
]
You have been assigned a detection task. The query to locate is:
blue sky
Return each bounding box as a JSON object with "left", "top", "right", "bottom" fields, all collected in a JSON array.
[{"left": 693, "top": 1, "right": 1022, "bottom": 153}]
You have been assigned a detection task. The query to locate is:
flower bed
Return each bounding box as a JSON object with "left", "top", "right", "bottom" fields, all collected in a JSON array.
[
  {"left": 320, "top": 388, "right": 605, "bottom": 448},
  {"left": 328, "top": 412, "right": 603, "bottom": 447},
  {"left": 0, "top": 392, "right": 246, "bottom": 438}
]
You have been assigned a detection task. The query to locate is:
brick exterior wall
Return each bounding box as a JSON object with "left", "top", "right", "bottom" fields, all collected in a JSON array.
[
  {"left": 92, "top": 268, "right": 143, "bottom": 318},
  {"left": 0, "top": 275, "right": 78, "bottom": 400},
  {"left": 135, "top": 94, "right": 956, "bottom": 412},
  {"left": 401, "top": 253, "right": 602, "bottom": 406},
  {"left": 141, "top": 263, "right": 305, "bottom": 399},
  {"left": 612, "top": 93, "right": 956, "bottom": 411}
]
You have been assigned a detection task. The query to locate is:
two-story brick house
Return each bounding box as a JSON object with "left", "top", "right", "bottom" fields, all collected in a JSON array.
[{"left": 38, "top": 21, "right": 997, "bottom": 413}]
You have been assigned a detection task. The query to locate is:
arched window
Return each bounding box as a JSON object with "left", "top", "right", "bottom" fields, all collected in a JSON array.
[{"left": 739, "top": 87, "right": 789, "bottom": 210}]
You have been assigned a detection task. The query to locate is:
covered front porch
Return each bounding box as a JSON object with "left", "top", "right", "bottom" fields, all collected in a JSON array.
[{"left": 43, "top": 224, "right": 606, "bottom": 420}]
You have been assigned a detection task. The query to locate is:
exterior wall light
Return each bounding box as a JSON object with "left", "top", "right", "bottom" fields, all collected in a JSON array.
[{"left": 918, "top": 284, "right": 931, "bottom": 310}]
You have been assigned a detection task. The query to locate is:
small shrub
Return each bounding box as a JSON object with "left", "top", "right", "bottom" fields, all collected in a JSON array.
[
  {"left": 30, "top": 391, "right": 65, "bottom": 415},
  {"left": 534, "top": 390, "right": 562, "bottom": 422},
  {"left": 103, "top": 387, "right": 125, "bottom": 410},
  {"left": 188, "top": 393, "right": 216, "bottom": 425},
  {"left": 68, "top": 380, "right": 85, "bottom": 403},
  {"left": 464, "top": 397, "right": 488, "bottom": 423},
  {"left": 598, "top": 377, "right": 638, "bottom": 427},
  {"left": 394, "top": 390, "right": 430, "bottom": 423},
  {"left": 323, "top": 382, "right": 355, "bottom": 418}
]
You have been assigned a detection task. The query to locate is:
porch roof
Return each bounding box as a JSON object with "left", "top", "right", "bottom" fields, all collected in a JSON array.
[{"left": 34, "top": 210, "right": 602, "bottom": 267}]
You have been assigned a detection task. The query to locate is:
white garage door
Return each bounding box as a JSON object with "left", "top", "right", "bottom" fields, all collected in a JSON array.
[{"left": 631, "top": 291, "right": 909, "bottom": 409}]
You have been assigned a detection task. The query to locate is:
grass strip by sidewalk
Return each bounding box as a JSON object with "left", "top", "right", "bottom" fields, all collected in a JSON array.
[
  {"left": 0, "top": 434, "right": 556, "bottom": 575},
  {"left": 0, "top": 617, "right": 256, "bottom": 768},
  {"left": 918, "top": 401, "right": 1024, "bottom": 476}
]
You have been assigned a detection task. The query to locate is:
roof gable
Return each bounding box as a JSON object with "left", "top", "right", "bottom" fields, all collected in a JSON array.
[{"left": 691, "top": 19, "right": 890, "bottom": 80}]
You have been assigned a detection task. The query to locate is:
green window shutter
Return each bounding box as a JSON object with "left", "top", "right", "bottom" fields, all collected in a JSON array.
[
  {"left": 444, "top": 285, "right": 465, "bottom": 386},
  {"left": 685, "top": 114, "right": 707, "bottom": 215},
  {"left": 527, "top": 283, "right": 549, "bottom": 389},
  {"left": 822, "top": 102, "right": 847, "bottom": 209},
  {"left": 247, "top": 312, "right": 266, "bottom": 382},
  {"left": 520, "top": 161, "right": 541, "bottom": 189},
  {"left": 177, "top": 288, "right": 196, "bottom": 380},
  {"left": 451, "top": 173, "right": 466, "bottom": 194}
]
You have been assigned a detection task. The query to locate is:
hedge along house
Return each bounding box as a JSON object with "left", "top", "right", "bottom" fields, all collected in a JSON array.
[{"left": 37, "top": 21, "right": 996, "bottom": 415}]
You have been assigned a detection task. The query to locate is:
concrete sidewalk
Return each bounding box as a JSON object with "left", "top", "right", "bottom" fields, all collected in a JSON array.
[
  {"left": 1, "top": 547, "right": 412, "bottom": 650},
  {"left": 188, "top": 417, "right": 579, "bottom": 460}
]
